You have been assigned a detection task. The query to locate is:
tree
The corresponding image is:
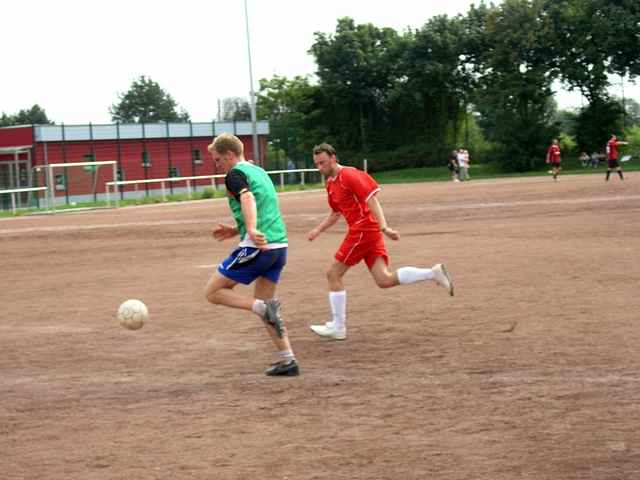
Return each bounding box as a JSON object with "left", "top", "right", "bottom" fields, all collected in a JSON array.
[
  {"left": 219, "top": 97, "right": 251, "bottom": 121},
  {"left": 256, "top": 75, "right": 320, "bottom": 165},
  {"left": 613, "top": 96, "right": 640, "bottom": 128},
  {"left": 473, "top": 0, "right": 558, "bottom": 171},
  {"left": 110, "top": 76, "right": 190, "bottom": 123},
  {"left": 394, "top": 14, "right": 475, "bottom": 164},
  {"left": 543, "top": 0, "right": 640, "bottom": 149},
  {"left": 0, "top": 104, "right": 53, "bottom": 126},
  {"left": 310, "top": 18, "right": 402, "bottom": 153}
]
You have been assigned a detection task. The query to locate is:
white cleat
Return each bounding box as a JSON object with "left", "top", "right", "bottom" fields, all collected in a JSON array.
[
  {"left": 310, "top": 323, "right": 346, "bottom": 340},
  {"left": 432, "top": 263, "right": 454, "bottom": 296}
]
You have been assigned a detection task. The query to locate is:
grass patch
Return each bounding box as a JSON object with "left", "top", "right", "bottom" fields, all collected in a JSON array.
[{"left": 372, "top": 160, "right": 640, "bottom": 184}]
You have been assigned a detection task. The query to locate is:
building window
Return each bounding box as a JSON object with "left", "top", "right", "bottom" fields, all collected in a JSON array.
[
  {"left": 141, "top": 151, "right": 151, "bottom": 167},
  {"left": 117, "top": 168, "right": 125, "bottom": 182},
  {"left": 192, "top": 148, "right": 202, "bottom": 164},
  {"left": 169, "top": 167, "right": 180, "bottom": 178},
  {"left": 55, "top": 173, "right": 66, "bottom": 191}
]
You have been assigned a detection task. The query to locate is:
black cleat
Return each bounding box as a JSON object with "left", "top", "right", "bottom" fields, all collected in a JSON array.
[
  {"left": 265, "top": 359, "right": 299, "bottom": 376},
  {"left": 264, "top": 298, "right": 285, "bottom": 338}
]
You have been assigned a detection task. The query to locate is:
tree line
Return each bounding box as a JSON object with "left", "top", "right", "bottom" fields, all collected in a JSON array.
[{"left": 258, "top": 0, "right": 640, "bottom": 171}]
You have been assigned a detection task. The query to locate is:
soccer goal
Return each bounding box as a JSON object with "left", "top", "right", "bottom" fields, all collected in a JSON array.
[{"left": 35, "top": 161, "right": 119, "bottom": 210}]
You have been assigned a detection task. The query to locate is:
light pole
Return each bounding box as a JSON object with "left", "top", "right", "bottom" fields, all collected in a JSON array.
[
  {"left": 244, "top": 0, "right": 259, "bottom": 163},
  {"left": 621, "top": 74, "right": 626, "bottom": 131}
]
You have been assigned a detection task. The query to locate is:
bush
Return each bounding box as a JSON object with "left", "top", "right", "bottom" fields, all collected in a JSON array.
[
  {"left": 623, "top": 125, "right": 640, "bottom": 160},
  {"left": 200, "top": 187, "right": 216, "bottom": 199}
]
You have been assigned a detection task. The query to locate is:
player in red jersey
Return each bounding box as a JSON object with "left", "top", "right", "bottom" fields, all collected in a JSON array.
[
  {"left": 546, "top": 139, "right": 561, "bottom": 181},
  {"left": 605, "top": 134, "right": 629, "bottom": 181},
  {"left": 307, "top": 143, "right": 454, "bottom": 340}
]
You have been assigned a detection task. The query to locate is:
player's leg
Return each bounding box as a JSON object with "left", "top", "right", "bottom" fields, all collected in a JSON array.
[
  {"left": 310, "top": 261, "right": 350, "bottom": 340},
  {"left": 606, "top": 160, "right": 616, "bottom": 181},
  {"left": 204, "top": 272, "right": 252, "bottom": 310},
  {"left": 617, "top": 167, "right": 624, "bottom": 180},
  {"left": 369, "top": 257, "right": 454, "bottom": 296},
  {"left": 254, "top": 276, "right": 299, "bottom": 376},
  {"left": 206, "top": 247, "right": 284, "bottom": 319},
  {"left": 327, "top": 260, "right": 350, "bottom": 291}
]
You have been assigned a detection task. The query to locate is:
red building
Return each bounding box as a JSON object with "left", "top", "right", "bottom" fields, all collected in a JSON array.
[{"left": 0, "top": 121, "right": 269, "bottom": 205}]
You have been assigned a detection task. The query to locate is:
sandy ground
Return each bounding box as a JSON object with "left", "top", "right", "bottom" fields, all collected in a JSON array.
[{"left": 1, "top": 173, "right": 640, "bottom": 479}]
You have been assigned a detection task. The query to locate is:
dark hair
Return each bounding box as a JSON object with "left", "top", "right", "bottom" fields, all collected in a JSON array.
[{"left": 313, "top": 143, "right": 336, "bottom": 156}]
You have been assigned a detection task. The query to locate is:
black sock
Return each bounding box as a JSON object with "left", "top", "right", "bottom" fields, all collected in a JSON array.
[
  {"left": 606, "top": 171, "right": 611, "bottom": 181},
  {"left": 618, "top": 171, "right": 624, "bottom": 180}
]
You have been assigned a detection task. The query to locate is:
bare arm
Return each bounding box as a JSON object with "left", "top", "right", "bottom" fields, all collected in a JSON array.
[
  {"left": 211, "top": 223, "right": 239, "bottom": 241},
  {"left": 240, "top": 191, "right": 267, "bottom": 248},
  {"left": 308, "top": 210, "right": 341, "bottom": 241},
  {"left": 367, "top": 193, "right": 399, "bottom": 241}
]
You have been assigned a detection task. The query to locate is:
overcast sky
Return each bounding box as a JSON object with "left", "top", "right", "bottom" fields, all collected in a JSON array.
[{"left": 2, "top": 0, "right": 637, "bottom": 124}]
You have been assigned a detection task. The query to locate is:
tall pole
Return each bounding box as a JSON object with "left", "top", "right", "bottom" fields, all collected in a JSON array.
[
  {"left": 621, "top": 75, "right": 626, "bottom": 131},
  {"left": 244, "top": 0, "right": 259, "bottom": 163}
]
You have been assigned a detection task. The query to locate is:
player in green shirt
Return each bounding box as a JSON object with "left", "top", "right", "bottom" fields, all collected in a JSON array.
[{"left": 205, "top": 133, "right": 298, "bottom": 376}]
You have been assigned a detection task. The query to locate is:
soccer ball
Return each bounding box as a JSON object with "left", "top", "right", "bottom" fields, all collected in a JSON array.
[{"left": 117, "top": 299, "right": 148, "bottom": 331}]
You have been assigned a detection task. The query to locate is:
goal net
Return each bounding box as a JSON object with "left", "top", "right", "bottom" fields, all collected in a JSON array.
[{"left": 34, "top": 161, "right": 118, "bottom": 210}]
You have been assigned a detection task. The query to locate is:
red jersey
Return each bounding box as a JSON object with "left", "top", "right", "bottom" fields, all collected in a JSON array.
[
  {"left": 327, "top": 166, "right": 381, "bottom": 232},
  {"left": 607, "top": 139, "right": 619, "bottom": 160},
  {"left": 547, "top": 144, "right": 561, "bottom": 163}
]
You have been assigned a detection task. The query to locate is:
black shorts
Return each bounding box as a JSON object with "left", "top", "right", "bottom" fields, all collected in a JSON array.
[{"left": 608, "top": 159, "right": 619, "bottom": 169}]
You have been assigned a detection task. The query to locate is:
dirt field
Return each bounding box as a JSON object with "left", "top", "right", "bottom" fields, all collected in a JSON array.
[{"left": 2, "top": 174, "right": 640, "bottom": 480}]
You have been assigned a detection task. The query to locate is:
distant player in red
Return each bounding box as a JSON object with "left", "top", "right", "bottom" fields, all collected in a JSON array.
[
  {"left": 307, "top": 143, "right": 454, "bottom": 340},
  {"left": 605, "top": 134, "right": 629, "bottom": 181},
  {"left": 546, "top": 139, "right": 561, "bottom": 181}
]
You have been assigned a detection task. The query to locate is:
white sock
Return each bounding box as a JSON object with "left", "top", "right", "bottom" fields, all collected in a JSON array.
[
  {"left": 329, "top": 290, "right": 347, "bottom": 331},
  {"left": 252, "top": 299, "right": 266, "bottom": 317},
  {"left": 279, "top": 350, "right": 295, "bottom": 362},
  {"left": 397, "top": 266, "right": 434, "bottom": 285}
]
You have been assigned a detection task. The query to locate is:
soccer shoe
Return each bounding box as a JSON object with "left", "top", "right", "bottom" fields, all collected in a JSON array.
[
  {"left": 432, "top": 263, "right": 454, "bottom": 296},
  {"left": 265, "top": 359, "right": 299, "bottom": 376},
  {"left": 310, "top": 323, "right": 346, "bottom": 340},
  {"left": 264, "top": 298, "right": 285, "bottom": 338}
]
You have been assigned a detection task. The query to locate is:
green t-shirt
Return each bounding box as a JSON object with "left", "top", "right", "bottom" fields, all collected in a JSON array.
[{"left": 227, "top": 161, "right": 288, "bottom": 248}]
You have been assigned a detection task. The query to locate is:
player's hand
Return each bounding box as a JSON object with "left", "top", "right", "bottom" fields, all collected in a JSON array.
[
  {"left": 212, "top": 223, "right": 238, "bottom": 241},
  {"left": 308, "top": 227, "right": 321, "bottom": 241},
  {"left": 382, "top": 227, "right": 400, "bottom": 241},
  {"left": 247, "top": 228, "right": 268, "bottom": 249}
]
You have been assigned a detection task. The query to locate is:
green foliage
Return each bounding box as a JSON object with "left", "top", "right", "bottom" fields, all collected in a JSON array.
[
  {"left": 622, "top": 125, "right": 640, "bottom": 160},
  {"left": 558, "top": 132, "right": 578, "bottom": 157},
  {"left": 219, "top": 97, "right": 251, "bottom": 121},
  {"left": 0, "top": 104, "right": 53, "bottom": 126},
  {"left": 613, "top": 96, "right": 640, "bottom": 128},
  {"left": 200, "top": 187, "right": 216, "bottom": 199},
  {"left": 110, "top": 76, "right": 190, "bottom": 123},
  {"left": 309, "top": 18, "right": 403, "bottom": 152},
  {"left": 259, "top": 1, "right": 639, "bottom": 175},
  {"left": 473, "top": 0, "right": 558, "bottom": 172},
  {"left": 257, "top": 75, "right": 321, "bottom": 165},
  {"left": 575, "top": 98, "right": 623, "bottom": 152}
]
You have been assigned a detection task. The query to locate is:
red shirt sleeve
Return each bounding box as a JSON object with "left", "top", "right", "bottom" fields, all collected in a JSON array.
[{"left": 341, "top": 168, "right": 380, "bottom": 203}]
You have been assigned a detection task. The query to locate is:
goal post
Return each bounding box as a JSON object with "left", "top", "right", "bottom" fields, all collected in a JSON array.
[{"left": 36, "top": 161, "right": 118, "bottom": 210}]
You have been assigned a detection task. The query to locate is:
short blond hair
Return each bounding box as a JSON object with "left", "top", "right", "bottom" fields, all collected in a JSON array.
[{"left": 208, "top": 133, "right": 244, "bottom": 156}]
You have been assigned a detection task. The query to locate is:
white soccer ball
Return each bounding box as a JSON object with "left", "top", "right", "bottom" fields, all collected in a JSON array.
[{"left": 117, "top": 299, "right": 148, "bottom": 331}]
